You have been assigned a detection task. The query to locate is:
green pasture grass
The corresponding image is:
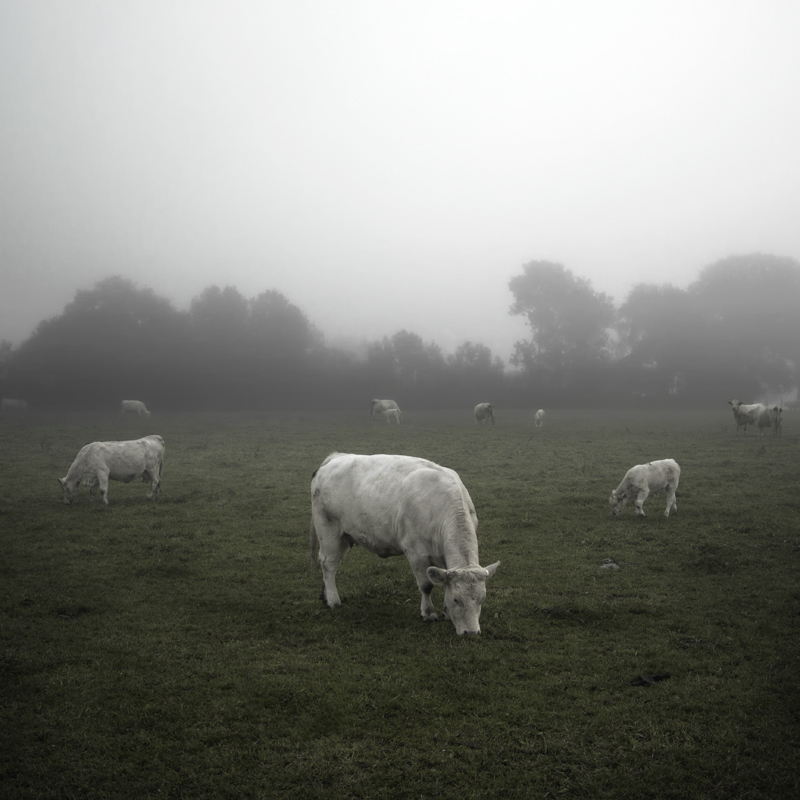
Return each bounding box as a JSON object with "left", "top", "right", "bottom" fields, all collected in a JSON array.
[{"left": 1, "top": 407, "right": 798, "bottom": 799}]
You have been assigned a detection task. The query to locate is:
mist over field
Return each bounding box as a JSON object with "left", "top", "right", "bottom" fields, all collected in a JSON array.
[
  {"left": 1, "top": 254, "right": 798, "bottom": 412},
  {"left": 2, "top": 2, "right": 799, "bottom": 367}
]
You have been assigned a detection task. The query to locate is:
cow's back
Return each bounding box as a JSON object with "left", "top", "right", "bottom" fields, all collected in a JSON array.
[{"left": 312, "top": 453, "right": 470, "bottom": 557}]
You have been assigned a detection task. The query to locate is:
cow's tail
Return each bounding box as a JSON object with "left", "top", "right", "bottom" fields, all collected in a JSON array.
[{"left": 309, "top": 517, "right": 320, "bottom": 570}]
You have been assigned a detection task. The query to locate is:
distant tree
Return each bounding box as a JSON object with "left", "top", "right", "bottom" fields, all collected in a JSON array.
[
  {"left": 509, "top": 261, "right": 615, "bottom": 391},
  {"left": 7, "top": 276, "right": 187, "bottom": 408},
  {"left": 616, "top": 283, "right": 704, "bottom": 397},
  {"left": 689, "top": 254, "right": 800, "bottom": 396},
  {"left": 447, "top": 341, "right": 504, "bottom": 375},
  {"left": 249, "top": 290, "right": 323, "bottom": 360}
]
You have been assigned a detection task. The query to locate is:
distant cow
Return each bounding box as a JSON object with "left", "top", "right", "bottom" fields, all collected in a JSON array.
[
  {"left": 371, "top": 398, "right": 400, "bottom": 420},
  {"left": 756, "top": 405, "right": 783, "bottom": 437},
  {"left": 474, "top": 403, "right": 495, "bottom": 425},
  {"left": 58, "top": 435, "right": 165, "bottom": 505},
  {"left": 1, "top": 398, "right": 27, "bottom": 411},
  {"left": 728, "top": 399, "right": 767, "bottom": 435},
  {"left": 383, "top": 408, "right": 404, "bottom": 424},
  {"left": 121, "top": 400, "right": 150, "bottom": 418},
  {"left": 310, "top": 452, "right": 500, "bottom": 635},
  {"left": 610, "top": 459, "right": 680, "bottom": 518},
  {"left": 534, "top": 409, "right": 545, "bottom": 427}
]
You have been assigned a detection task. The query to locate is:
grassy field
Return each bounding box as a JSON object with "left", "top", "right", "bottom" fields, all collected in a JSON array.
[{"left": 1, "top": 407, "right": 799, "bottom": 799}]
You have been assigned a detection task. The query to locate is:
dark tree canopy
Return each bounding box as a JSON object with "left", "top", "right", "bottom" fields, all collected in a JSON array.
[
  {"left": 509, "top": 261, "right": 615, "bottom": 385},
  {"left": 3, "top": 254, "right": 797, "bottom": 411}
]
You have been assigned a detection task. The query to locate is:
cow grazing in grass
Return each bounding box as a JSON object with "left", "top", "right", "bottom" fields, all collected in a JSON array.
[
  {"left": 383, "top": 408, "right": 403, "bottom": 424},
  {"left": 534, "top": 409, "right": 545, "bottom": 427},
  {"left": 756, "top": 405, "right": 783, "bottom": 437},
  {"left": 728, "top": 399, "right": 768, "bottom": 435},
  {"left": 310, "top": 452, "right": 500, "bottom": 635},
  {"left": 610, "top": 459, "right": 680, "bottom": 518},
  {"left": 1, "top": 398, "right": 27, "bottom": 411},
  {"left": 474, "top": 403, "right": 495, "bottom": 425},
  {"left": 121, "top": 400, "right": 151, "bottom": 418},
  {"left": 59, "top": 435, "right": 165, "bottom": 505},
  {"left": 371, "top": 398, "right": 400, "bottom": 420}
]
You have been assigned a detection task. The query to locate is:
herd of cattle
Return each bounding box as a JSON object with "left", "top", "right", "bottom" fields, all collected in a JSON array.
[{"left": 1, "top": 393, "right": 785, "bottom": 634}]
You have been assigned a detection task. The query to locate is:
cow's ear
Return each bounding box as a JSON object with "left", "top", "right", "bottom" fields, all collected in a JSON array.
[
  {"left": 58, "top": 478, "right": 66, "bottom": 487},
  {"left": 427, "top": 566, "right": 448, "bottom": 586},
  {"left": 484, "top": 561, "right": 500, "bottom": 579}
]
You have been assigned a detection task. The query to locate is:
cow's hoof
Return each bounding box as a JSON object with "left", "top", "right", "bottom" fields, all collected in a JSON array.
[{"left": 421, "top": 613, "right": 439, "bottom": 623}]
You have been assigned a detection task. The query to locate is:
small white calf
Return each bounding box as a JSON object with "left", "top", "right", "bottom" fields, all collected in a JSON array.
[
  {"left": 371, "top": 398, "right": 399, "bottom": 420},
  {"left": 383, "top": 408, "right": 403, "bottom": 424},
  {"left": 310, "top": 452, "right": 499, "bottom": 635},
  {"left": 1, "top": 398, "right": 27, "bottom": 411},
  {"left": 728, "top": 399, "right": 765, "bottom": 435},
  {"left": 474, "top": 403, "right": 495, "bottom": 425},
  {"left": 59, "top": 435, "right": 165, "bottom": 505},
  {"left": 610, "top": 459, "right": 680, "bottom": 518},
  {"left": 534, "top": 409, "right": 545, "bottom": 427},
  {"left": 121, "top": 400, "right": 150, "bottom": 418}
]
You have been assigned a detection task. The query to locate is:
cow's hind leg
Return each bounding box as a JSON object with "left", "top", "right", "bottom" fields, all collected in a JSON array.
[
  {"left": 316, "top": 528, "right": 352, "bottom": 609},
  {"left": 145, "top": 467, "right": 161, "bottom": 501},
  {"left": 665, "top": 487, "right": 677, "bottom": 517}
]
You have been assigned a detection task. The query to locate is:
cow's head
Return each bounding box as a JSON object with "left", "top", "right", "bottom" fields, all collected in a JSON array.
[
  {"left": 609, "top": 490, "right": 624, "bottom": 515},
  {"left": 58, "top": 477, "right": 79, "bottom": 505},
  {"left": 427, "top": 562, "right": 500, "bottom": 636}
]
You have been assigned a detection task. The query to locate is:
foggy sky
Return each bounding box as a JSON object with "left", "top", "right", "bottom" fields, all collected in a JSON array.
[{"left": 2, "top": 1, "right": 799, "bottom": 361}]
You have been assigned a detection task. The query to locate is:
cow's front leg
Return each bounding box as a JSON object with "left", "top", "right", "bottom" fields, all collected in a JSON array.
[
  {"left": 96, "top": 471, "right": 110, "bottom": 505},
  {"left": 634, "top": 490, "right": 649, "bottom": 517},
  {"left": 408, "top": 557, "right": 438, "bottom": 622}
]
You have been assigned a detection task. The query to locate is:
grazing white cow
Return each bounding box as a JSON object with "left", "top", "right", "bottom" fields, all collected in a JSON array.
[
  {"left": 58, "top": 435, "right": 165, "bottom": 505},
  {"left": 474, "top": 403, "right": 495, "bottom": 425},
  {"left": 756, "top": 404, "right": 783, "bottom": 437},
  {"left": 310, "top": 452, "right": 500, "bottom": 635},
  {"left": 534, "top": 409, "right": 545, "bottom": 427},
  {"left": 1, "top": 398, "right": 27, "bottom": 411},
  {"left": 609, "top": 459, "right": 680, "bottom": 518},
  {"left": 728, "top": 399, "right": 767, "bottom": 435},
  {"left": 371, "top": 398, "right": 399, "bottom": 420},
  {"left": 383, "top": 407, "right": 403, "bottom": 424},
  {"left": 121, "top": 399, "right": 150, "bottom": 418}
]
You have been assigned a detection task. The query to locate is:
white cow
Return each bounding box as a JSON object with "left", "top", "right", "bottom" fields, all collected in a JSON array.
[
  {"left": 534, "top": 409, "right": 545, "bottom": 427},
  {"left": 756, "top": 404, "right": 783, "bottom": 437},
  {"left": 371, "top": 398, "right": 399, "bottom": 420},
  {"left": 1, "top": 398, "right": 28, "bottom": 411},
  {"left": 58, "top": 435, "right": 165, "bottom": 505},
  {"left": 728, "top": 399, "right": 767, "bottom": 435},
  {"left": 609, "top": 458, "right": 680, "bottom": 518},
  {"left": 383, "top": 408, "right": 404, "bottom": 424},
  {"left": 310, "top": 452, "right": 500, "bottom": 635},
  {"left": 474, "top": 403, "right": 495, "bottom": 425},
  {"left": 121, "top": 399, "right": 150, "bottom": 418}
]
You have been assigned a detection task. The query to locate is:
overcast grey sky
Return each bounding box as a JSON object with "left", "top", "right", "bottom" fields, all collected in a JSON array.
[{"left": 2, "top": 1, "right": 799, "bottom": 360}]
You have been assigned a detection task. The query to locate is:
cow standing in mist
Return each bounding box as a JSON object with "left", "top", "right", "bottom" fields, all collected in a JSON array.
[
  {"left": 59, "top": 435, "right": 165, "bottom": 505},
  {"left": 474, "top": 403, "right": 495, "bottom": 425},
  {"left": 121, "top": 400, "right": 151, "bottom": 418},
  {"left": 371, "top": 399, "right": 400, "bottom": 420},
  {"left": 609, "top": 459, "right": 680, "bottom": 518},
  {"left": 310, "top": 452, "right": 499, "bottom": 635}
]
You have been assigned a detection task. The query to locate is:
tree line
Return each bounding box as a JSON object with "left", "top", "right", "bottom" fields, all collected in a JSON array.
[{"left": 1, "top": 254, "right": 797, "bottom": 411}]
